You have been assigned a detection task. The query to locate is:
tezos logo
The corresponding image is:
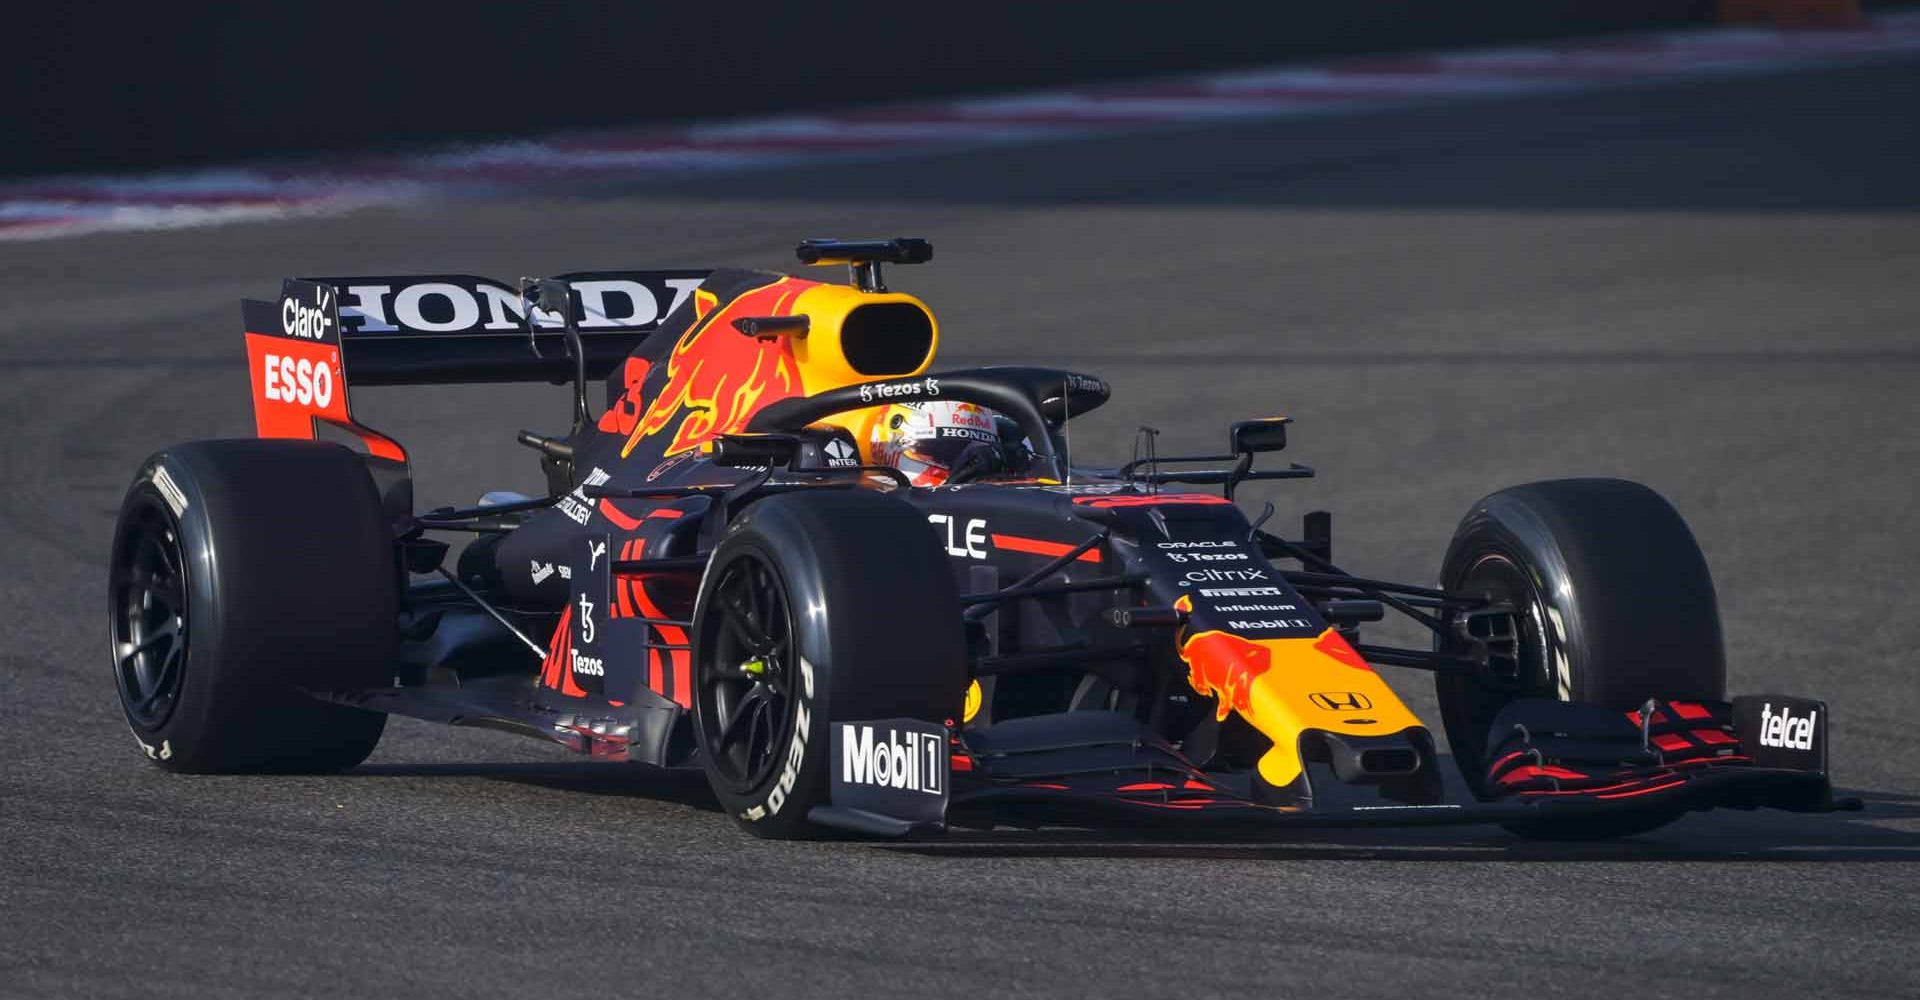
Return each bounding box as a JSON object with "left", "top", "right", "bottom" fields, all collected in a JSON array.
[
  {"left": 1063, "top": 373, "right": 1108, "bottom": 395},
  {"left": 570, "top": 649, "right": 605, "bottom": 676},
  {"left": 576, "top": 593, "right": 596, "bottom": 644},
  {"left": 1163, "top": 551, "right": 1248, "bottom": 564},
  {"left": 282, "top": 286, "right": 333, "bottom": 340},
  {"left": 1758, "top": 702, "right": 1817, "bottom": 751},
  {"left": 262, "top": 353, "right": 335, "bottom": 408},
  {"left": 840, "top": 724, "right": 944, "bottom": 796},
  {"left": 857, "top": 376, "right": 940, "bottom": 404}
]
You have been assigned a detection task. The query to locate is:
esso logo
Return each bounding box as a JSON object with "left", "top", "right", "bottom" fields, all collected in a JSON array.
[{"left": 263, "top": 353, "right": 335, "bottom": 408}]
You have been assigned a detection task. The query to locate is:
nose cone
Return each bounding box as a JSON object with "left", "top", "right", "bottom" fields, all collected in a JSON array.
[{"left": 1178, "top": 627, "right": 1426, "bottom": 789}]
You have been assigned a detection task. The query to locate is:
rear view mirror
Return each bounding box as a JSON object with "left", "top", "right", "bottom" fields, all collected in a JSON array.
[
  {"left": 1230, "top": 418, "right": 1291, "bottom": 454},
  {"left": 535, "top": 278, "right": 574, "bottom": 320},
  {"left": 709, "top": 433, "right": 801, "bottom": 468}
]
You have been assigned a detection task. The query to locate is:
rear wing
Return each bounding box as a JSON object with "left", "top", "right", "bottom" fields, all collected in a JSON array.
[{"left": 241, "top": 270, "right": 707, "bottom": 474}]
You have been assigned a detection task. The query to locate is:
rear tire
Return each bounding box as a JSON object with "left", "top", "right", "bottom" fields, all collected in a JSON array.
[
  {"left": 108, "top": 440, "right": 395, "bottom": 773},
  {"left": 1433, "top": 478, "right": 1724, "bottom": 839},
  {"left": 691, "top": 490, "right": 968, "bottom": 839}
]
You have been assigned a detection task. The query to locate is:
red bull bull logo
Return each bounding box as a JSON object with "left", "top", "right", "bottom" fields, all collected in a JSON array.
[
  {"left": 1314, "top": 628, "right": 1372, "bottom": 672},
  {"left": 1182, "top": 631, "right": 1274, "bottom": 721},
  {"left": 622, "top": 278, "right": 810, "bottom": 459}
]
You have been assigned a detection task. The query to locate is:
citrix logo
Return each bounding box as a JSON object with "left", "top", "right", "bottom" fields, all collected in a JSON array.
[{"left": 1182, "top": 567, "right": 1269, "bottom": 584}]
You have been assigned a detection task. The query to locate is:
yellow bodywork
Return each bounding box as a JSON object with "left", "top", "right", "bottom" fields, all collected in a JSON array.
[
  {"left": 1178, "top": 627, "right": 1426, "bottom": 788},
  {"left": 787, "top": 283, "right": 939, "bottom": 387},
  {"left": 620, "top": 277, "right": 938, "bottom": 460}
]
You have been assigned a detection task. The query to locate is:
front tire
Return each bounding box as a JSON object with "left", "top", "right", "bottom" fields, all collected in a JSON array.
[
  {"left": 108, "top": 440, "right": 394, "bottom": 773},
  {"left": 691, "top": 490, "right": 967, "bottom": 839},
  {"left": 1434, "top": 478, "right": 1725, "bottom": 838}
]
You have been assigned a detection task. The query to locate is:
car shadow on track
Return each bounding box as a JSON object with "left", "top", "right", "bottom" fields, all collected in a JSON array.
[
  {"left": 346, "top": 758, "right": 1920, "bottom": 862},
  {"left": 883, "top": 790, "right": 1920, "bottom": 863},
  {"left": 349, "top": 760, "right": 723, "bottom": 810}
]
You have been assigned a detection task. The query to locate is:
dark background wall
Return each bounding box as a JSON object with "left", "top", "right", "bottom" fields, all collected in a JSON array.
[{"left": 6, "top": 0, "right": 1837, "bottom": 177}]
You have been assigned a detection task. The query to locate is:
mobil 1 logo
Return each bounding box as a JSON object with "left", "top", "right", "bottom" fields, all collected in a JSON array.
[{"left": 830, "top": 718, "right": 950, "bottom": 825}]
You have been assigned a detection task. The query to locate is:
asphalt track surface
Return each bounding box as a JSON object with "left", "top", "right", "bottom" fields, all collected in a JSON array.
[{"left": 4, "top": 58, "right": 1919, "bottom": 1000}]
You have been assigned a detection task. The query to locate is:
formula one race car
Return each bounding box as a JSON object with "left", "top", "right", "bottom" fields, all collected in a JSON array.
[{"left": 107, "top": 238, "right": 1853, "bottom": 840}]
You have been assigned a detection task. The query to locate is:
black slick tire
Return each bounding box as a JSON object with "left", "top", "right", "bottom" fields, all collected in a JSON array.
[
  {"left": 107, "top": 439, "right": 395, "bottom": 773},
  {"left": 691, "top": 489, "right": 968, "bottom": 839},
  {"left": 1434, "top": 478, "right": 1725, "bottom": 839}
]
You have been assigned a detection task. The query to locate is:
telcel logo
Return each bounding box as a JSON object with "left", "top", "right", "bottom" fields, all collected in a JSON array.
[{"left": 1758, "top": 702, "right": 1817, "bottom": 751}]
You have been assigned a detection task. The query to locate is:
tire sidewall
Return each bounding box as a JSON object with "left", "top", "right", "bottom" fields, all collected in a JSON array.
[
  {"left": 111, "top": 455, "right": 244, "bottom": 770},
  {"left": 108, "top": 441, "right": 394, "bottom": 773},
  {"left": 690, "top": 490, "right": 966, "bottom": 838},
  {"left": 691, "top": 537, "right": 828, "bottom": 835}
]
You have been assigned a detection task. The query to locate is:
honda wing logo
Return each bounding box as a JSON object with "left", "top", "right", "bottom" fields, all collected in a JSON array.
[{"left": 1309, "top": 691, "right": 1372, "bottom": 712}]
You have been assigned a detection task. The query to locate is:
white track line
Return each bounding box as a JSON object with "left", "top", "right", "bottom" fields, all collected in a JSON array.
[{"left": 5, "top": 14, "right": 1918, "bottom": 242}]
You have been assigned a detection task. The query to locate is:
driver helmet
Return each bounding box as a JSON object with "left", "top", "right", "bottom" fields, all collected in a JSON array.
[{"left": 870, "top": 400, "right": 1019, "bottom": 486}]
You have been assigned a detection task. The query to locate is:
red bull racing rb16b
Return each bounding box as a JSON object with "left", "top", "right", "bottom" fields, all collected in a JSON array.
[{"left": 108, "top": 238, "right": 1855, "bottom": 840}]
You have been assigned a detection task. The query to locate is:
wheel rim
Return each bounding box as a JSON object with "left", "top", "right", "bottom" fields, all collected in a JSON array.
[
  {"left": 1444, "top": 551, "right": 1556, "bottom": 775},
  {"left": 695, "top": 550, "right": 798, "bottom": 794},
  {"left": 110, "top": 496, "right": 189, "bottom": 730}
]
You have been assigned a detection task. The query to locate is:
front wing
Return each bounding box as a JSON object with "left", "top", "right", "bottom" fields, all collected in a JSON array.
[{"left": 816, "top": 700, "right": 1855, "bottom": 838}]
